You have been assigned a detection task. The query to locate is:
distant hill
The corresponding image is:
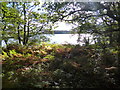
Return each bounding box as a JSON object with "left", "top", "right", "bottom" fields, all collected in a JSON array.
[
  {"left": 42, "top": 30, "right": 71, "bottom": 34},
  {"left": 54, "top": 30, "right": 71, "bottom": 34}
]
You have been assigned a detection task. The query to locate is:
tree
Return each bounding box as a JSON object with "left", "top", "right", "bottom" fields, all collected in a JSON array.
[
  {"left": 44, "top": 2, "right": 120, "bottom": 44},
  {"left": 1, "top": 2, "right": 54, "bottom": 45},
  {"left": 1, "top": 2, "right": 21, "bottom": 45},
  {"left": 44, "top": 3, "right": 120, "bottom": 47},
  {"left": 43, "top": 2, "right": 120, "bottom": 82}
]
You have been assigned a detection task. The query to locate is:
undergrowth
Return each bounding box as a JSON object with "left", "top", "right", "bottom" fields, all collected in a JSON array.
[{"left": 1, "top": 43, "right": 120, "bottom": 88}]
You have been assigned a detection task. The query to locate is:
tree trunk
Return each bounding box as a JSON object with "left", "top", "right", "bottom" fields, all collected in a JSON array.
[
  {"left": 116, "top": 21, "right": 120, "bottom": 86},
  {"left": 109, "top": 32, "right": 113, "bottom": 46},
  {"left": 23, "top": 3, "right": 27, "bottom": 45},
  {"left": 117, "top": 21, "right": 120, "bottom": 63},
  {"left": 26, "top": 21, "right": 30, "bottom": 44},
  {"left": 2, "top": 26, "right": 7, "bottom": 45},
  {"left": 17, "top": 24, "right": 21, "bottom": 44}
]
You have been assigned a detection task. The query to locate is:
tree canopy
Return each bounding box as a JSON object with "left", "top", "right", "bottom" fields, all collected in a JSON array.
[
  {"left": 1, "top": 2, "right": 120, "bottom": 46},
  {"left": 43, "top": 2, "right": 120, "bottom": 44},
  {"left": 1, "top": 2, "right": 54, "bottom": 45}
]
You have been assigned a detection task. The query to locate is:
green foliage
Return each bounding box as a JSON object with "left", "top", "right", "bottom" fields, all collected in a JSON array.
[
  {"left": 9, "top": 50, "right": 17, "bottom": 57},
  {"left": 1, "top": 2, "right": 120, "bottom": 88},
  {"left": 2, "top": 43, "right": 120, "bottom": 88},
  {"left": 1, "top": 2, "right": 54, "bottom": 45},
  {"left": 2, "top": 51, "right": 8, "bottom": 58},
  {"left": 44, "top": 54, "right": 55, "bottom": 61}
]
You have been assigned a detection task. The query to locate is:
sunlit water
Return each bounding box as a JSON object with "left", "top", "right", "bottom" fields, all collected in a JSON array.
[
  {"left": 46, "top": 34, "right": 94, "bottom": 45},
  {"left": 1, "top": 34, "right": 94, "bottom": 47}
]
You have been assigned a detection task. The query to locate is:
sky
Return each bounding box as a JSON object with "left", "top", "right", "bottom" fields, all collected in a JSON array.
[
  {"left": 1, "top": 2, "right": 94, "bottom": 47},
  {"left": 29, "top": 2, "right": 73, "bottom": 31},
  {"left": 53, "top": 22, "right": 73, "bottom": 31}
]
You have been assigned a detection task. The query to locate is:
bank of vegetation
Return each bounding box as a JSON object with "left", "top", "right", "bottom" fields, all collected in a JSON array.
[{"left": 1, "top": 43, "right": 119, "bottom": 88}]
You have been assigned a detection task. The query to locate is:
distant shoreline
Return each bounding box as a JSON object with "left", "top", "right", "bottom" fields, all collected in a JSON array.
[{"left": 43, "top": 30, "right": 72, "bottom": 34}]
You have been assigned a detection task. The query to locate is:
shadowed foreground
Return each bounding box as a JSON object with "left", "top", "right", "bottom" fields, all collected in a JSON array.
[{"left": 1, "top": 43, "right": 120, "bottom": 88}]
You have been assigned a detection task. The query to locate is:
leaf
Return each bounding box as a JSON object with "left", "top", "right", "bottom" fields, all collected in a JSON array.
[{"left": 2, "top": 51, "right": 8, "bottom": 58}]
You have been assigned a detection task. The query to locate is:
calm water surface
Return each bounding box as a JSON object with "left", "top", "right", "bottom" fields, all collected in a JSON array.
[
  {"left": 1, "top": 34, "right": 94, "bottom": 47},
  {"left": 46, "top": 34, "right": 94, "bottom": 45}
]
